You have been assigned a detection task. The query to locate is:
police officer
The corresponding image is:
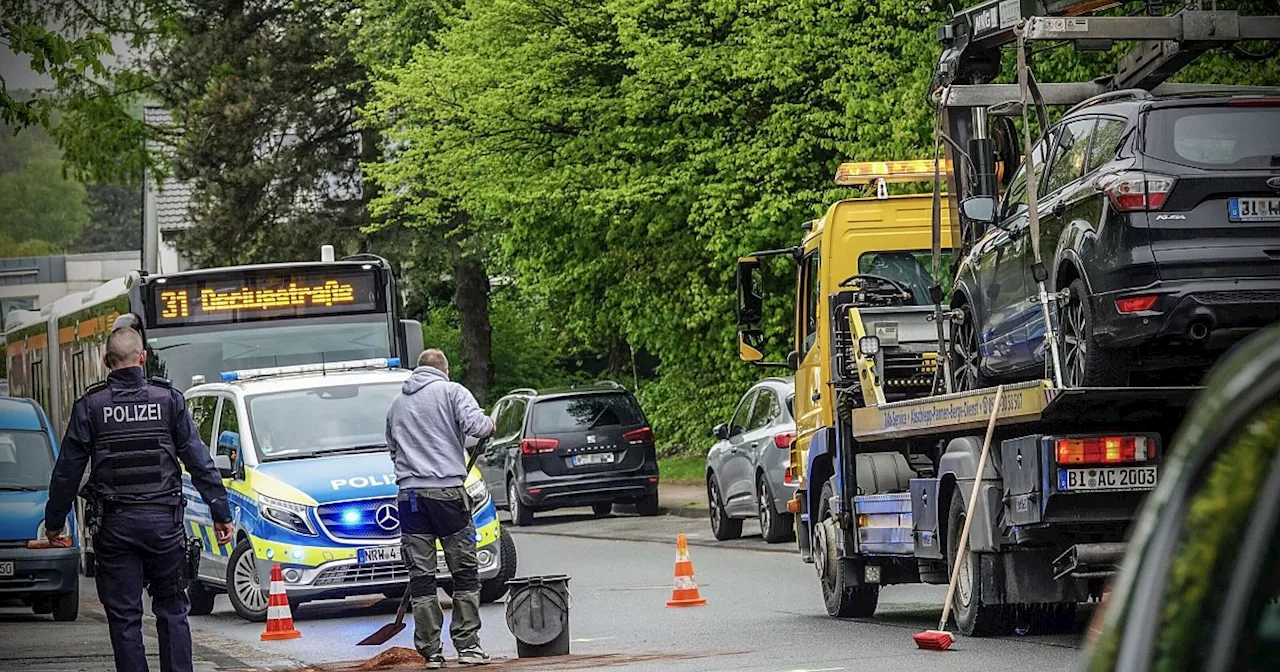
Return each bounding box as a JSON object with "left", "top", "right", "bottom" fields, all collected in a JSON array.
[{"left": 43, "top": 318, "right": 233, "bottom": 672}]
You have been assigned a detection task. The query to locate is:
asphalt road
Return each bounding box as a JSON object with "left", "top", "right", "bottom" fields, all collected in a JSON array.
[{"left": 0, "top": 509, "right": 1086, "bottom": 671}]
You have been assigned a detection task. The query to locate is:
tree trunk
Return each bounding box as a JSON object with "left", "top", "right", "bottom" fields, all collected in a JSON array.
[{"left": 453, "top": 250, "right": 493, "bottom": 404}]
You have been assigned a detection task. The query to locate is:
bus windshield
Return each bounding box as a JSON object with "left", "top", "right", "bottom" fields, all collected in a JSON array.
[{"left": 147, "top": 319, "right": 391, "bottom": 389}]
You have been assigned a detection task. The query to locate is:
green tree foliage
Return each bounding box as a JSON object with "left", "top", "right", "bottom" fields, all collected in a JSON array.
[
  {"left": 0, "top": 125, "right": 88, "bottom": 249},
  {"left": 73, "top": 182, "right": 142, "bottom": 253}
]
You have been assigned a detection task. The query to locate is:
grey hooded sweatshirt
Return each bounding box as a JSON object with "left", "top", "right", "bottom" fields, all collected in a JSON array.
[{"left": 386, "top": 366, "right": 494, "bottom": 489}]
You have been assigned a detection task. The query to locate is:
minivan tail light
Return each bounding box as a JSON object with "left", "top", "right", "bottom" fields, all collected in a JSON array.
[
  {"left": 1056, "top": 436, "right": 1154, "bottom": 465},
  {"left": 774, "top": 432, "right": 796, "bottom": 449},
  {"left": 1098, "top": 172, "right": 1176, "bottom": 212},
  {"left": 623, "top": 427, "right": 654, "bottom": 444},
  {"left": 520, "top": 438, "right": 559, "bottom": 454}
]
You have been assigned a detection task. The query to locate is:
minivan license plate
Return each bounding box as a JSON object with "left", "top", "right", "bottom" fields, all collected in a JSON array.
[
  {"left": 0, "top": 561, "right": 13, "bottom": 577},
  {"left": 1229, "top": 197, "right": 1280, "bottom": 222},
  {"left": 572, "top": 453, "right": 615, "bottom": 466},
  {"left": 357, "top": 546, "right": 400, "bottom": 564},
  {"left": 1060, "top": 466, "right": 1157, "bottom": 491}
]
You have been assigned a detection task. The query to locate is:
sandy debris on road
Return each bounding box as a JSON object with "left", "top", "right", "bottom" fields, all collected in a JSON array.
[{"left": 304, "top": 646, "right": 742, "bottom": 671}]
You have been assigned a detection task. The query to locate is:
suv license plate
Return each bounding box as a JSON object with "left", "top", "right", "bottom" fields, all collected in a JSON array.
[
  {"left": 357, "top": 546, "right": 401, "bottom": 564},
  {"left": 572, "top": 453, "right": 615, "bottom": 466},
  {"left": 1229, "top": 197, "right": 1280, "bottom": 222},
  {"left": 1060, "top": 466, "right": 1157, "bottom": 491},
  {"left": 0, "top": 561, "right": 12, "bottom": 577}
]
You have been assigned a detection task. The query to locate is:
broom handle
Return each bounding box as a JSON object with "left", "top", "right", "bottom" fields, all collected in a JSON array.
[{"left": 938, "top": 385, "right": 1004, "bottom": 632}]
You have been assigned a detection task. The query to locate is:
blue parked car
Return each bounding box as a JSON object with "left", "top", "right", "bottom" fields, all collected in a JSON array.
[{"left": 0, "top": 397, "right": 79, "bottom": 621}]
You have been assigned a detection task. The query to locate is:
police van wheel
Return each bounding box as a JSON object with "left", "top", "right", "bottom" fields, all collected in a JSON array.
[
  {"left": 480, "top": 528, "right": 519, "bottom": 604},
  {"left": 188, "top": 582, "right": 217, "bottom": 616},
  {"left": 227, "top": 540, "right": 269, "bottom": 622}
]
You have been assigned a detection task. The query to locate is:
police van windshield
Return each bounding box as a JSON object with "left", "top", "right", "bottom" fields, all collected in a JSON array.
[
  {"left": 147, "top": 319, "right": 390, "bottom": 391},
  {"left": 245, "top": 382, "right": 401, "bottom": 461},
  {"left": 0, "top": 431, "right": 54, "bottom": 490}
]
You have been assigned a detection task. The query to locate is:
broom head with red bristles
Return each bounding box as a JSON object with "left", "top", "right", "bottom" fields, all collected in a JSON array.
[{"left": 913, "top": 629, "right": 955, "bottom": 651}]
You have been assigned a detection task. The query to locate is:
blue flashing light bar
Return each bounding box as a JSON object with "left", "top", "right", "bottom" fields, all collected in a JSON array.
[{"left": 220, "top": 357, "right": 402, "bottom": 382}]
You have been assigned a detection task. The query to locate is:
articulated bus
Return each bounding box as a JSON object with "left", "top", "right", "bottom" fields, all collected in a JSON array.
[{"left": 4, "top": 254, "right": 423, "bottom": 574}]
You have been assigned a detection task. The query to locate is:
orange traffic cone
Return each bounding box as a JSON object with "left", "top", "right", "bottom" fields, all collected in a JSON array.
[
  {"left": 666, "top": 533, "right": 707, "bottom": 607},
  {"left": 260, "top": 564, "right": 302, "bottom": 640}
]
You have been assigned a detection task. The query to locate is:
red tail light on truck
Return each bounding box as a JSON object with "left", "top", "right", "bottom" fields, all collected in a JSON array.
[{"left": 1055, "top": 436, "right": 1155, "bottom": 465}]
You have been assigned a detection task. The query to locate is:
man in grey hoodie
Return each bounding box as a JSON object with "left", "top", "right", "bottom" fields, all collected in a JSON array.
[{"left": 387, "top": 349, "right": 495, "bottom": 668}]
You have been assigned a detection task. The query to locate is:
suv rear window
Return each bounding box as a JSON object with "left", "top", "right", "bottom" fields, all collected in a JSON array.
[
  {"left": 1146, "top": 106, "right": 1280, "bottom": 169},
  {"left": 531, "top": 393, "right": 643, "bottom": 434}
]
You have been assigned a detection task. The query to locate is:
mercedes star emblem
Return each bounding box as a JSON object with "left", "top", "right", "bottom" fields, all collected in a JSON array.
[{"left": 374, "top": 504, "right": 399, "bottom": 531}]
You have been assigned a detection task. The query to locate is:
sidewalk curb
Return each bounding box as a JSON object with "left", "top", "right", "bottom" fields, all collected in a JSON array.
[{"left": 659, "top": 506, "right": 708, "bottom": 520}]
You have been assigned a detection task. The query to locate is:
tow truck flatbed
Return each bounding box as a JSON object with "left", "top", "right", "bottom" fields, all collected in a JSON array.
[{"left": 850, "top": 380, "right": 1201, "bottom": 442}]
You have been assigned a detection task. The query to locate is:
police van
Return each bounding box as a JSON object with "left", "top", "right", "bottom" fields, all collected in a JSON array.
[{"left": 179, "top": 358, "right": 515, "bottom": 621}]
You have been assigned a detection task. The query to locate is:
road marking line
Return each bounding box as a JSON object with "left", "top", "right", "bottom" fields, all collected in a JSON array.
[{"left": 571, "top": 637, "right": 617, "bottom": 643}]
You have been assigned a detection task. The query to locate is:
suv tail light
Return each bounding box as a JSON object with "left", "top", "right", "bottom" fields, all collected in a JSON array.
[
  {"left": 1056, "top": 436, "right": 1155, "bottom": 465},
  {"left": 1115, "top": 295, "right": 1158, "bottom": 313},
  {"left": 1098, "top": 172, "right": 1177, "bottom": 211},
  {"left": 520, "top": 438, "right": 559, "bottom": 454},
  {"left": 774, "top": 432, "right": 795, "bottom": 449},
  {"left": 623, "top": 427, "right": 654, "bottom": 444}
]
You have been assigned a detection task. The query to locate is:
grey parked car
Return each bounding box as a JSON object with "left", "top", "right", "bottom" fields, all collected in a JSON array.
[{"left": 705, "top": 377, "right": 796, "bottom": 543}]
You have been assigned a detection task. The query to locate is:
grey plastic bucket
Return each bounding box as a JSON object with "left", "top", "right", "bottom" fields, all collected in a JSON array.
[{"left": 504, "top": 575, "right": 571, "bottom": 658}]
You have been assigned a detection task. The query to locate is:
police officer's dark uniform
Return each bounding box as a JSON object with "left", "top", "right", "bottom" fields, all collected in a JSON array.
[{"left": 44, "top": 325, "right": 231, "bottom": 672}]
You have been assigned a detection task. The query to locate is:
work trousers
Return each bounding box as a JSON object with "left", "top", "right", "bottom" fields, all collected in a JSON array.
[
  {"left": 398, "top": 487, "right": 481, "bottom": 657},
  {"left": 94, "top": 505, "right": 193, "bottom": 672}
]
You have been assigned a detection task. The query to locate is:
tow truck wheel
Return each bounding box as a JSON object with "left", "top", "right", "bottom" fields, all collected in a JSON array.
[
  {"left": 947, "top": 489, "right": 1010, "bottom": 636},
  {"left": 758, "top": 475, "right": 794, "bottom": 544},
  {"left": 188, "top": 581, "right": 217, "bottom": 616},
  {"left": 707, "top": 476, "right": 742, "bottom": 541},
  {"left": 227, "top": 539, "right": 269, "bottom": 622},
  {"left": 480, "top": 528, "right": 519, "bottom": 603},
  {"left": 816, "top": 479, "right": 879, "bottom": 618}
]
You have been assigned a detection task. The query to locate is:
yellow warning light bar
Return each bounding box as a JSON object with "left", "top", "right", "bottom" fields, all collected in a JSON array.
[{"left": 834, "top": 159, "right": 952, "bottom": 186}]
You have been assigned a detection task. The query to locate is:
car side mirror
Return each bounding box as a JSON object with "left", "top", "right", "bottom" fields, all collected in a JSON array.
[
  {"left": 217, "top": 430, "right": 240, "bottom": 455},
  {"left": 961, "top": 196, "right": 996, "bottom": 225},
  {"left": 712, "top": 423, "right": 730, "bottom": 440},
  {"left": 213, "top": 454, "right": 233, "bottom": 479}
]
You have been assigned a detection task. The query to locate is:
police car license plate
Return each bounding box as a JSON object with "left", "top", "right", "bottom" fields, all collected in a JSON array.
[
  {"left": 357, "top": 546, "right": 400, "bottom": 564},
  {"left": 572, "top": 453, "right": 615, "bottom": 466},
  {"left": 1060, "top": 466, "right": 1157, "bottom": 491},
  {"left": 1229, "top": 197, "right": 1280, "bottom": 222},
  {"left": 0, "top": 561, "right": 12, "bottom": 577}
]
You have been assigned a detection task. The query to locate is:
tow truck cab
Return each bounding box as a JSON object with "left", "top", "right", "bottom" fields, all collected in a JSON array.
[{"left": 735, "top": 160, "right": 1190, "bottom": 635}]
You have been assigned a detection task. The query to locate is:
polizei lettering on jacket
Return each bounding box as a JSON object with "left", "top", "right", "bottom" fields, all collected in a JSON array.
[
  {"left": 103, "top": 403, "right": 163, "bottom": 423},
  {"left": 331, "top": 473, "right": 398, "bottom": 490}
]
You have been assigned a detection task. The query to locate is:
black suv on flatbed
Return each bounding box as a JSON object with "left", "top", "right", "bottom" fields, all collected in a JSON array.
[
  {"left": 479, "top": 382, "right": 660, "bottom": 525},
  {"left": 952, "top": 92, "right": 1280, "bottom": 390}
]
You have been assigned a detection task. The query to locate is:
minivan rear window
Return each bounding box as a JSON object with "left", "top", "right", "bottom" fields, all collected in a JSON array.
[
  {"left": 0, "top": 431, "right": 54, "bottom": 490},
  {"left": 531, "top": 394, "right": 643, "bottom": 434},
  {"left": 1145, "top": 106, "right": 1280, "bottom": 169}
]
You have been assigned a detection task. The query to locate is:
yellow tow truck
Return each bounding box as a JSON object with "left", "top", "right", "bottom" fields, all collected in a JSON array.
[{"left": 736, "top": 161, "right": 1195, "bottom": 635}]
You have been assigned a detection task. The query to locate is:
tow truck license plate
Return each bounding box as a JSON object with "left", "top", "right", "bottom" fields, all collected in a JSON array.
[
  {"left": 0, "top": 561, "right": 12, "bottom": 577},
  {"left": 357, "top": 546, "right": 400, "bottom": 564},
  {"left": 1229, "top": 197, "right": 1280, "bottom": 222},
  {"left": 572, "top": 453, "right": 615, "bottom": 466},
  {"left": 1060, "top": 466, "right": 1157, "bottom": 491}
]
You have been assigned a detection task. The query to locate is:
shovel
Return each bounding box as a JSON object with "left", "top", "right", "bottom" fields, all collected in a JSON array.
[{"left": 358, "top": 439, "right": 489, "bottom": 646}]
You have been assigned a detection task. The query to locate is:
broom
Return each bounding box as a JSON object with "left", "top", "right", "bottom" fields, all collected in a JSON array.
[
  {"left": 358, "top": 439, "right": 487, "bottom": 646},
  {"left": 913, "top": 385, "right": 1004, "bottom": 652}
]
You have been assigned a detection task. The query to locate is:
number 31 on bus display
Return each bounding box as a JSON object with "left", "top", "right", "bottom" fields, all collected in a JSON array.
[{"left": 161, "top": 290, "right": 191, "bottom": 319}]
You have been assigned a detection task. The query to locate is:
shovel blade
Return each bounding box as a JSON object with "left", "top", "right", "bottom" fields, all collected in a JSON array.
[{"left": 357, "top": 622, "right": 406, "bottom": 646}]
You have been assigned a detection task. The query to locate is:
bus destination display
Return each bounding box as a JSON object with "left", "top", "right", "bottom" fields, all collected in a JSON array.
[{"left": 150, "top": 269, "right": 382, "bottom": 326}]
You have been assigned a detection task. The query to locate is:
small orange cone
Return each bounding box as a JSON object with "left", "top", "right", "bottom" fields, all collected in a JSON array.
[
  {"left": 666, "top": 534, "right": 707, "bottom": 607},
  {"left": 260, "top": 564, "right": 302, "bottom": 640}
]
